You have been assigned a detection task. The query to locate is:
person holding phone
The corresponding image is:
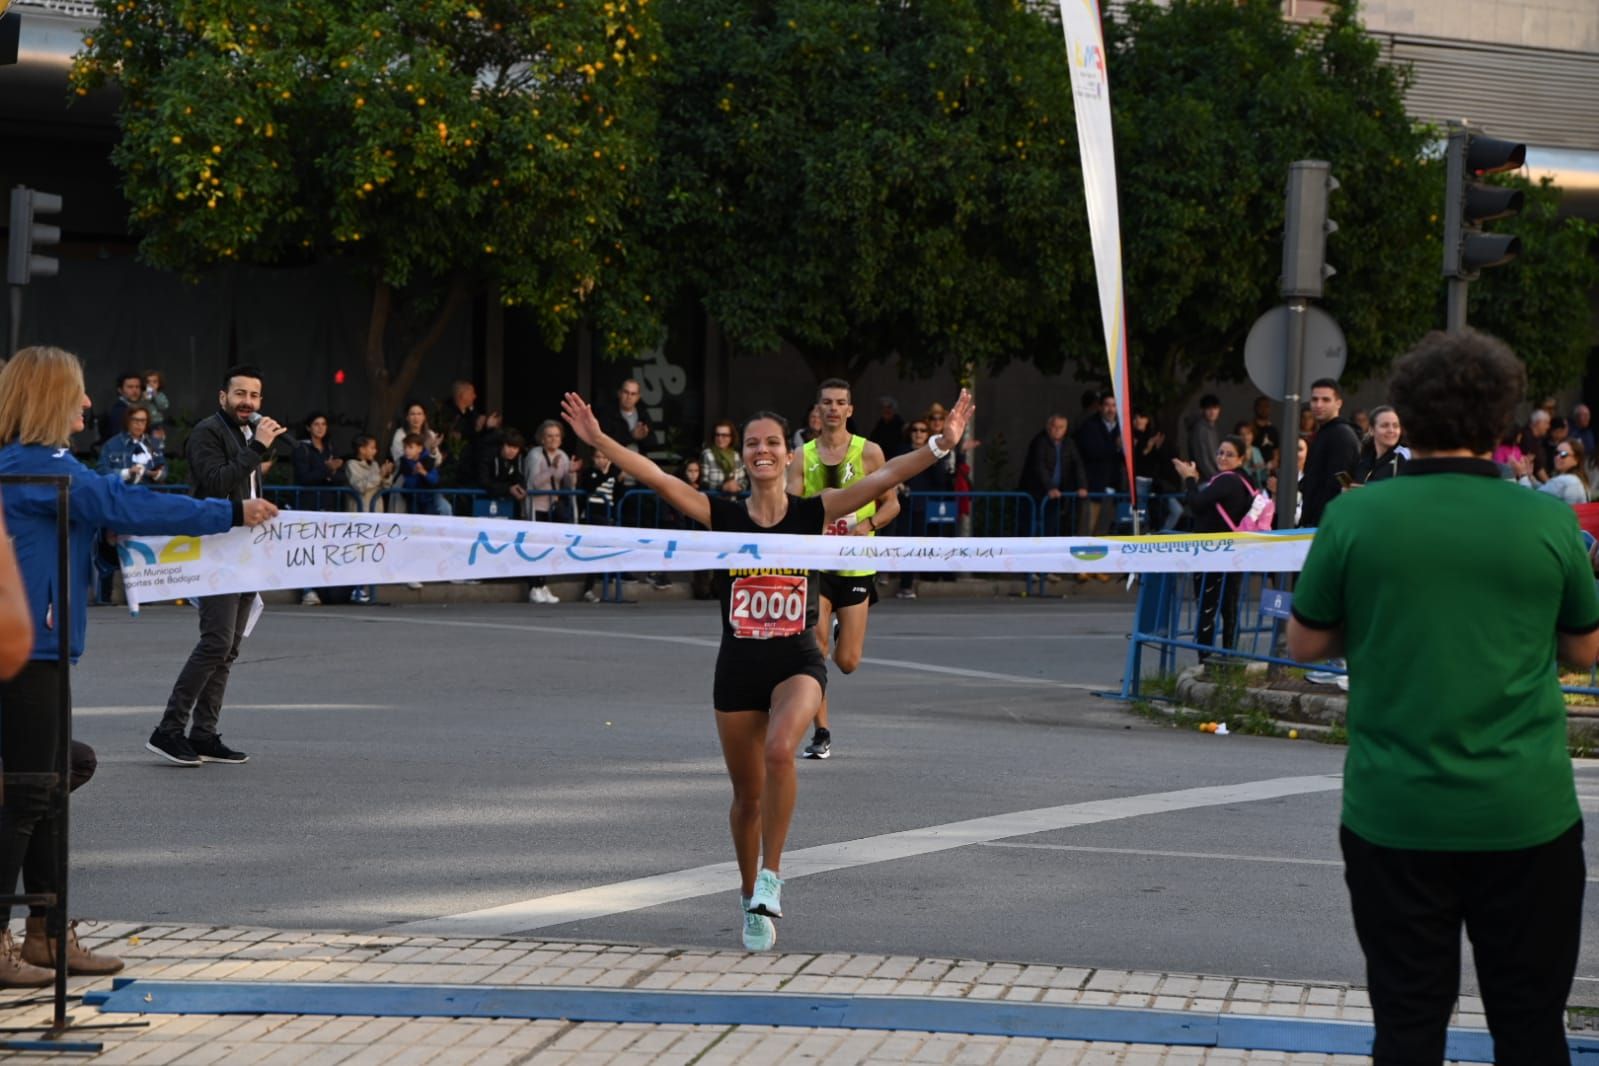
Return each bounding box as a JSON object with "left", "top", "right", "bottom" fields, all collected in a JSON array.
[{"left": 1173, "top": 436, "right": 1255, "bottom": 659}]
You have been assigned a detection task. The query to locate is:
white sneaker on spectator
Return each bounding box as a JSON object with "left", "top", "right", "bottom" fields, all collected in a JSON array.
[
  {"left": 406, "top": 581, "right": 423, "bottom": 590},
  {"left": 544, "top": 587, "right": 561, "bottom": 604},
  {"left": 582, "top": 589, "right": 600, "bottom": 603},
  {"left": 300, "top": 591, "right": 321, "bottom": 607},
  {"left": 528, "top": 586, "right": 546, "bottom": 604}
]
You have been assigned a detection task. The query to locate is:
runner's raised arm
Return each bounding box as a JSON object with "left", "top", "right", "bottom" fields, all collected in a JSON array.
[
  {"left": 819, "top": 389, "right": 973, "bottom": 525},
  {"left": 561, "top": 392, "right": 712, "bottom": 529}
]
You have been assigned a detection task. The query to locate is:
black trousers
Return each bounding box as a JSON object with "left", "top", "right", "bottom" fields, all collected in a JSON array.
[
  {"left": 1194, "top": 572, "right": 1240, "bottom": 655},
  {"left": 161, "top": 592, "right": 253, "bottom": 740},
  {"left": 1341, "top": 821, "right": 1584, "bottom": 1065},
  {"left": 0, "top": 660, "right": 79, "bottom": 922}
]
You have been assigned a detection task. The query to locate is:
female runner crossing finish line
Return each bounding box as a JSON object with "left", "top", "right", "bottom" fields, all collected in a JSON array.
[{"left": 562, "top": 388, "right": 974, "bottom": 951}]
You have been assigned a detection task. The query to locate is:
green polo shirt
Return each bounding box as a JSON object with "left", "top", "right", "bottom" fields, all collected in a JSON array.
[{"left": 1294, "top": 457, "right": 1599, "bottom": 851}]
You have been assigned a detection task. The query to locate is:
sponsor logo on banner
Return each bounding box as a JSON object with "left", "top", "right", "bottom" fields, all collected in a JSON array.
[
  {"left": 1069, "top": 545, "right": 1109, "bottom": 561},
  {"left": 1069, "top": 39, "right": 1106, "bottom": 98},
  {"left": 119, "top": 536, "right": 203, "bottom": 567}
]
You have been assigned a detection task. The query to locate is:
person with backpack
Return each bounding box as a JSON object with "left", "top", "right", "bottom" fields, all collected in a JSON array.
[{"left": 1173, "top": 435, "right": 1260, "bottom": 660}]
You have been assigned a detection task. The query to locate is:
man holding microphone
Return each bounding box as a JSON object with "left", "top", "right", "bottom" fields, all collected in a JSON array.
[{"left": 147, "top": 365, "right": 286, "bottom": 767}]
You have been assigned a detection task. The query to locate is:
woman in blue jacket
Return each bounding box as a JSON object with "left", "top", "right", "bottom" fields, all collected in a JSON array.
[{"left": 0, "top": 346, "right": 278, "bottom": 987}]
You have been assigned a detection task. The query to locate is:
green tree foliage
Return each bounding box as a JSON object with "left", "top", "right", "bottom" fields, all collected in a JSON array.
[
  {"left": 650, "top": 0, "right": 1088, "bottom": 381},
  {"left": 72, "top": 0, "right": 662, "bottom": 432},
  {"left": 1469, "top": 176, "right": 1599, "bottom": 398},
  {"left": 1109, "top": 0, "right": 1437, "bottom": 422}
]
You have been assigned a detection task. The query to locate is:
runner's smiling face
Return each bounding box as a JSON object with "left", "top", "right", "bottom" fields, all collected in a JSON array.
[
  {"left": 818, "top": 387, "right": 851, "bottom": 431},
  {"left": 742, "top": 418, "right": 791, "bottom": 481}
]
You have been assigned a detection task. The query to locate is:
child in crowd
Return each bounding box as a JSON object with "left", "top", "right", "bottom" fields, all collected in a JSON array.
[
  {"left": 142, "top": 370, "right": 171, "bottom": 428},
  {"left": 396, "top": 433, "right": 441, "bottom": 516},
  {"left": 577, "top": 451, "right": 622, "bottom": 602},
  {"left": 344, "top": 435, "right": 397, "bottom": 512}
]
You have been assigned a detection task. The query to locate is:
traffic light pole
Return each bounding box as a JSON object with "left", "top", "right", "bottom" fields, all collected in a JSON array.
[
  {"left": 1446, "top": 277, "right": 1469, "bottom": 334},
  {"left": 1278, "top": 299, "right": 1307, "bottom": 530}
]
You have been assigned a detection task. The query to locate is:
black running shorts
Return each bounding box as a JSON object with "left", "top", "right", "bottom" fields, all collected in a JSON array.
[
  {"left": 820, "top": 572, "right": 878, "bottom": 610},
  {"left": 713, "top": 632, "right": 828, "bottom": 712}
]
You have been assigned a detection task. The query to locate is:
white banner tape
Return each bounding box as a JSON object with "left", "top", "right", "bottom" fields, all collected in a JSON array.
[{"left": 116, "top": 514, "right": 1313, "bottom": 608}]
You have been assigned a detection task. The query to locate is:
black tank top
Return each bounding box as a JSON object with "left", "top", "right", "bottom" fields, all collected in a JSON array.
[{"left": 708, "top": 494, "right": 825, "bottom": 640}]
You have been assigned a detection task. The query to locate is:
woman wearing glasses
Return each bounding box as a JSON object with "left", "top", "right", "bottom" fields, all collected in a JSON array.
[
  {"left": 700, "top": 420, "right": 746, "bottom": 498},
  {"left": 1539, "top": 439, "right": 1590, "bottom": 505}
]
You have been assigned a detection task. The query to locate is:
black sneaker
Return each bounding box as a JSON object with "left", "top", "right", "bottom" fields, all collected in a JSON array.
[
  {"left": 648, "top": 573, "right": 674, "bottom": 590},
  {"left": 190, "top": 735, "right": 250, "bottom": 764},
  {"left": 145, "top": 730, "right": 201, "bottom": 767},
  {"left": 803, "top": 730, "right": 831, "bottom": 760}
]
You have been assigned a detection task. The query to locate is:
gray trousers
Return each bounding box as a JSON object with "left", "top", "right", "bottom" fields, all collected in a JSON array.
[{"left": 160, "top": 592, "right": 253, "bottom": 740}]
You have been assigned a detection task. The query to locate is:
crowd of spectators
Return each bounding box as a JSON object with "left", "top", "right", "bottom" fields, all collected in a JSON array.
[{"left": 79, "top": 366, "right": 1599, "bottom": 611}]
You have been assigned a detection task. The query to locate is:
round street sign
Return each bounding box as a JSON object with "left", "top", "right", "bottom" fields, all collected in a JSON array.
[{"left": 1244, "top": 304, "right": 1348, "bottom": 401}]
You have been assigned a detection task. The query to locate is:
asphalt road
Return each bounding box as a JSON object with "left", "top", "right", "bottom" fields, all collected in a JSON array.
[{"left": 61, "top": 595, "right": 1599, "bottom": 995}]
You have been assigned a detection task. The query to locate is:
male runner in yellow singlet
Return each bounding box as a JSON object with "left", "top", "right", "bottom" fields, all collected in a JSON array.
[{"left": 787, "top": 378, "right": 899, "bottom": 759}]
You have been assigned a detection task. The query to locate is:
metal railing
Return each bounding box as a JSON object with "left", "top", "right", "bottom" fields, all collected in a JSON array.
[
  {"left": 1120, "top": 572, "right": 1313, "bottom": 700},
  {"left": 1119, "top": 571, "right": 1599, "bottom": 715}
]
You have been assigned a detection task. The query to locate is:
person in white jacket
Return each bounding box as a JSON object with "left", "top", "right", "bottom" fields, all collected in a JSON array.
[{"left": 1537, "top": 438, "right": 1590, "bottom": 505}]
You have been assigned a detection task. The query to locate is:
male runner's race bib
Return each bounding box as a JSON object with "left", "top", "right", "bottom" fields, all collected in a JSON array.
[
  {"left": 825, "top": 517, "right": 850, "bottom": 536},
  {"left": 729, "top": 574, "right": 808, "bottom": 640}
]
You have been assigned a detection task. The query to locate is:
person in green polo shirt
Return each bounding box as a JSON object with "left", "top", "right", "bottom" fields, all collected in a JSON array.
[{"left": 1288, "top": 329, "right": 1599, "bottom": 1065}]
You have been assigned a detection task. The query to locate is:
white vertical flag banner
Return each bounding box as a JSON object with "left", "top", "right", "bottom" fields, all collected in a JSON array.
[{"left": 1058, "top": 0, "right": 1136, "bottom": 496}]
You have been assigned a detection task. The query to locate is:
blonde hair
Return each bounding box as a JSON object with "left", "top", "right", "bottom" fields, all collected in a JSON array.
[{"left": 0, "top": 346, "right": 87, "bottom": 447}]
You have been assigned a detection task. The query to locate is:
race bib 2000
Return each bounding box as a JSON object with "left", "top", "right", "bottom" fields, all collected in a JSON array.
[{"left": 729, "top": 574, "right": 808, "bottom": 640}]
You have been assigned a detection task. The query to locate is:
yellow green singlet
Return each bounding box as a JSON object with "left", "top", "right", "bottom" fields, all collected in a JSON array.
[{"left": 801, "top": 435, "right": 876, "bottom": 578}]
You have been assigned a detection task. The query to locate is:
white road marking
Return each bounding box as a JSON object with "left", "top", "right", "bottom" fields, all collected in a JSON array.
[
  {"left": 395, "top": 773, "right": 1342, "bottom": 936},
  {"left": 980, "top": 841, "right": 1344, "bottom": 867},
  {"left": 303, "top": 613, "right": 1112, "bottom": 691}
]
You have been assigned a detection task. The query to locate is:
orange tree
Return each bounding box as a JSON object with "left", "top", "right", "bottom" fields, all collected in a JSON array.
[{"left": 72, "top": 0, "right": 662, "bottom": 433}]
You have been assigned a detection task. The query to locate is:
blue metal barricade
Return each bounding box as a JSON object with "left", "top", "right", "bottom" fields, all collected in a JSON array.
[
  {"left": 912, "top": 491, "right": 1038, "bottom": 541},
  {"left": 1119, "top": 571, "right": 1313, "bottom": 700}
]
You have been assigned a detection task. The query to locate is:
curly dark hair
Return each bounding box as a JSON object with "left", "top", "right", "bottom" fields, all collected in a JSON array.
[{"left": 1388, "top": 330, "right": 1525, "bottom": 455}]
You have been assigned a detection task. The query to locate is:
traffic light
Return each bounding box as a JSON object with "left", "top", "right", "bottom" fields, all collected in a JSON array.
[
  {"left": 1441, "top": 129, "right": 1525, "bottom": 280},
  {"left": 1281, "top": 160, "right": 1338, "bottom": 299},
  {"left": 6, "top": 186, "right": 63, "bottom": 286}
]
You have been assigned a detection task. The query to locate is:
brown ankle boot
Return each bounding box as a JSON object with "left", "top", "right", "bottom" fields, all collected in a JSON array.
[
  {"left": 0, "top": 928, "right": 54, "bottom": 987},
  {"left": 21, "top": 917, "right": 125, "bottom": 976}
]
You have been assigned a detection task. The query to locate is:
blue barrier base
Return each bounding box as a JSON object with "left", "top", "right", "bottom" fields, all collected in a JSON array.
[{"left": 83, "top": 979, "right": 1599, "bottom": 1061}]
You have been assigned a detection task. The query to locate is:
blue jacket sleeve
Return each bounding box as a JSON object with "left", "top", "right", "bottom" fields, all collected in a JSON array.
[{"left": 72, "top": 471, "right": 234, "bottom": 536}]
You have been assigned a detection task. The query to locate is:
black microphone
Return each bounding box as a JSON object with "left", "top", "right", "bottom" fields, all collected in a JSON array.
[{"left": 247, "top": 411, "right": 295, "bottom": 444}]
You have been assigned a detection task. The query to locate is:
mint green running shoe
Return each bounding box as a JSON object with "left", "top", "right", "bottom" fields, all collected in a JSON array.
[
  {"left": 748, "top": 868, "right": 783, "bottom": 919},
  {"left": 740, "top": 897, "right": 776, "bottom": 951}
]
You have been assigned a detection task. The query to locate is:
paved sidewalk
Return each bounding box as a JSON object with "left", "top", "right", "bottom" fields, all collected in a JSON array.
[{"left": 0, "top": 920, "right": 1500, "bottom": 1064}]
